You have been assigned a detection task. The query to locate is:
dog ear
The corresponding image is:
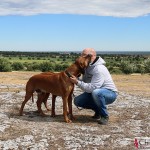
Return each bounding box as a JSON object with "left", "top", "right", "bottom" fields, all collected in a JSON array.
[
  {"left": 75, "top": 55, "right": 91, "bottom": 69},
  {"left": 75, "top": 57, "right": 85, "bottom": 69},
  {"left": 79, "top": 62, "right": 84, "bottom": 68},
  {"left": 85, "top": 54, "right": 92, "bottom": 60},
  {"left": 86, "top": 54, "right": 92, "bottom": 64},
  {"left": 87, "top": 54, "right": 92, "bottom": 58}
]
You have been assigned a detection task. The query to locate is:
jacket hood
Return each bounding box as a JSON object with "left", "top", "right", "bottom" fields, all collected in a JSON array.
[{"left": 89, "top": 56, "right": 106, "bottom": 67}]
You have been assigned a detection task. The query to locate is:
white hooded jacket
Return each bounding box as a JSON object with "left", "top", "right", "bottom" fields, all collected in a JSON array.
[{"left": 77, "top": 57, "right": 118, "bottom": 93}]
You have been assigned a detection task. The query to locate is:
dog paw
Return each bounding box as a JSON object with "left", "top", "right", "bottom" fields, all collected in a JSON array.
[{"left": 65, "top": 118, "right": 72, "bottom": 123}]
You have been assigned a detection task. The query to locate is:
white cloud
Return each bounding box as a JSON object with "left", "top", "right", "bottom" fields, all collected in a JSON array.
[{"left": 0, "top": 0, "right": 150, "bottom": 17}]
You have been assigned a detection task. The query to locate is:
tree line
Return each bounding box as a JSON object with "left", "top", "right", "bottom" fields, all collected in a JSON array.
[{"left": 0, "top": 51, "right": 150, "bottom": 74}]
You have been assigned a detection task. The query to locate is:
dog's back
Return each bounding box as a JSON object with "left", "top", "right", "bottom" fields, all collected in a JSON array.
[{"left": 26, "top": 72, "right": 73, "bottom": 96}]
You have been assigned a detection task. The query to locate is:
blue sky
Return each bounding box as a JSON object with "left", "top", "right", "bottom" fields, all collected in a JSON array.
[{"left": 0, "top": 0, "right": 150, "bottom": 52}]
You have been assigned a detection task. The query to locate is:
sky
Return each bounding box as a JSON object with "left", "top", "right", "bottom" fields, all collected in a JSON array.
[{"left": 0, "top": 0, "right": 150, "bottom": 52}]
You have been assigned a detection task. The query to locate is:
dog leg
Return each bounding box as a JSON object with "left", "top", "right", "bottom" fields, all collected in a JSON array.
[
  {"left": 43, "top": 93, "right": 50, "bottom": 111},
  {"left": 36, "top": 93, "right": 41, "bottom": 113},
  {"left": 37, "top": 93, "right": 47, "bottom": 116},
  {"left": 62, "top": 96, "right": 72, "bottom": 123},
  {"left": 19, "top": 92, "right": 33, "bottom": 115},
  {"left": 68, "top": 93, "right": 75, "bottom": 121},
  {"left": 51, "top": 95, "right": 57, "bottom": 117}
]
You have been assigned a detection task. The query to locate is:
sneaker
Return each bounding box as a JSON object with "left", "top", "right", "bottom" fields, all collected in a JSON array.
[
  {"left": 91, "top": 113, "right": 101, "bottom": 120},
  {"left": 98, "top": 116, "right": 109, "bottom": 125}
]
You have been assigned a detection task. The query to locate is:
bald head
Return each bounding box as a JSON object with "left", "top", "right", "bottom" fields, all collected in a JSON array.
[{"left": 81, "top": 48, "right": 97, "bottom": 63}]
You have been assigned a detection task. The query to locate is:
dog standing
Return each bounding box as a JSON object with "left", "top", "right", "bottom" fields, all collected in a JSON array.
[{"left": 19, "top": 55, "right": 91, "bottom": 123}]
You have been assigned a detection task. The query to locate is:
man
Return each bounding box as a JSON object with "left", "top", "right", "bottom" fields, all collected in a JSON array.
[{"left": 70, "top": 48, "right": 118, "bottom": 125}]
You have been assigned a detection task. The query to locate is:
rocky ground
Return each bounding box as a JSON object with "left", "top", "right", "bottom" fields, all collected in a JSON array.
[{"left": 0, "top": 72, "right": 150, "bottom": 150}]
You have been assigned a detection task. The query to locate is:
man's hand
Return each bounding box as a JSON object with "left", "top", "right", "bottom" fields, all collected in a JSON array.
[{"left": 69, "top": 75, "right": 78, "bottom": 84}]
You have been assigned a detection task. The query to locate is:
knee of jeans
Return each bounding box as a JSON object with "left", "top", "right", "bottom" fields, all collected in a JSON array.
[
  {"left": 92, "top": 89, "right": 105, "bottom": 100},
  {"left": 91, "top": 89, "right": 99, "bottom": 99}
]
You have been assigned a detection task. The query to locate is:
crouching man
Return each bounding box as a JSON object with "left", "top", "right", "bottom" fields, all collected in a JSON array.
[{"left": 70, "top": 48, "right": 118, "bottom": 125}]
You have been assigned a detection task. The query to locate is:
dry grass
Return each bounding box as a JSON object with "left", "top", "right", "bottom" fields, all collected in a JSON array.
[
  {"left": 112, "top": 74, "right": 150, "bottom": 98},
  {"left": 0, "top": 71, "right": 150, "bottom": 97},
  {"left": 0, "top": 71, "right": 37, "bottom": 85}
]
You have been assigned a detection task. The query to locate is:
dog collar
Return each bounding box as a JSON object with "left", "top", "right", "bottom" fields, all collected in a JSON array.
[{"left": 65, "top": 70, "right": 72, "bottom": 78}]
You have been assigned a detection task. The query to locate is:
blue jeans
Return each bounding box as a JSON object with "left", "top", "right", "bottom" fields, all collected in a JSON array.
[{"left": 74, "top": 88, "right": 117, "bottom": 117}]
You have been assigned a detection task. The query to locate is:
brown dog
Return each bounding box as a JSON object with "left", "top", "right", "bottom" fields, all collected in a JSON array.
[{"left": 19, "top": 55, "right": 91, "bottom": 123}]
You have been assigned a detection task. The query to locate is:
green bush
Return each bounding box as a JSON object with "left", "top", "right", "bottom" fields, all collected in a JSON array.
[
  {"left": 54, "top": 63, "right": 70, "bottom": 72},
  {"left": 23, "top": 62, "right": 40, "bottom": 71},
  {"left": 55, "top": 64, "right": 63, "bottom": 71},
  {"left": 61, "top": 64, "right": 70, "bottom": 70},
  {"left": 12, "top": 62, "right": 24, "bottom": 71},
  {"left": 133, "top": 64, "right": 145, "bottom": 74},
  {"left": 32, "top": 62, "right": 41, "bottom": 71},
  {"left": 0, "top": 58, "right": 12, "bottom": 72},
  {"left": 120, "top": 62, "right": 134, "bottom": 74},
  {"left": 40, "top": 62, "right": 55, "bottom": 72},
  {"left": 144, "top": 59, "right": 150, "bottom": 73},
  {"left": 110, "top": 67, "right": 123, "bottom": 74}
]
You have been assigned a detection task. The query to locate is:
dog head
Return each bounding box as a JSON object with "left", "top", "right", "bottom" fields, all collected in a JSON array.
[{"left": 75, "top": 54, "right": 92, "bottom": 73}]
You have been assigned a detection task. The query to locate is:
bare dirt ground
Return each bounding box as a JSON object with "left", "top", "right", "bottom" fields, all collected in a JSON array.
[{"left": 0, "top": 72, "right": 150, "bottom": 150}]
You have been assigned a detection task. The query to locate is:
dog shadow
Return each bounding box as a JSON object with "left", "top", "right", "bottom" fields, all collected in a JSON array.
[{"left": 8, "top": 110, "right": 97, "bottom": 123}]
